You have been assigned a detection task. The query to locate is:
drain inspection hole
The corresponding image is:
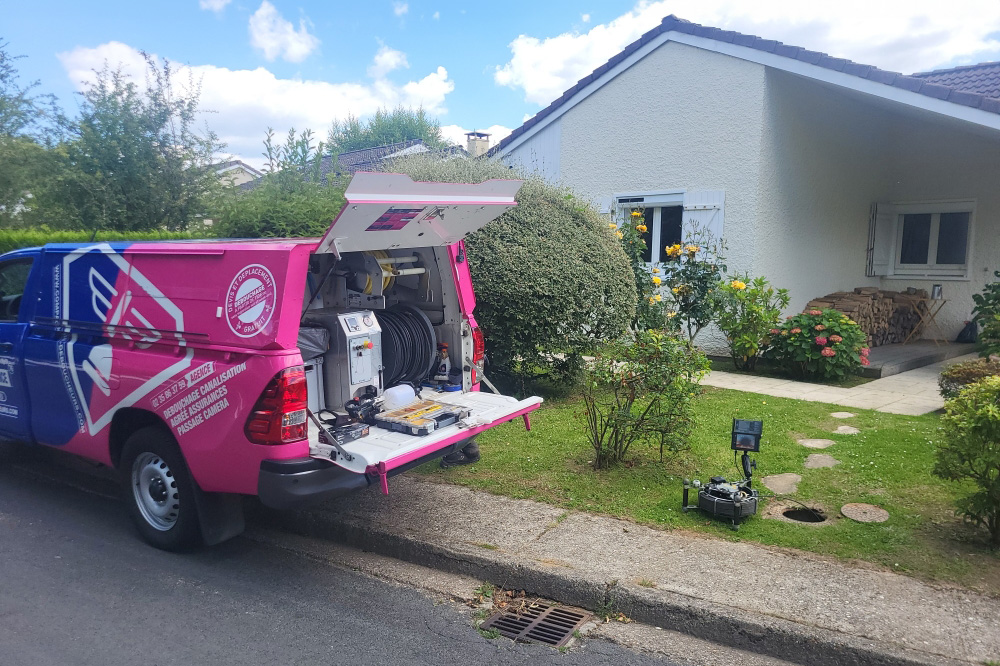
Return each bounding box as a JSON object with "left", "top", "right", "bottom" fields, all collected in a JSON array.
[{"left": 782, "top": 507, "right": 826, "bottom": 523}]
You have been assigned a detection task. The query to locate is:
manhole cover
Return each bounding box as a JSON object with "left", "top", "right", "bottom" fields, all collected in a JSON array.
[
  {"left": 481, "top": 602, "right": 590, "bottom": 647},
  {"left": 841, "top": 503, "right": 889, "bottom": 523}
]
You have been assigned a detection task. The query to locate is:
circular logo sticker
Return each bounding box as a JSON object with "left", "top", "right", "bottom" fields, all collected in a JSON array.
[{"left": 225, "top": 264, "right": 276, "bottom": 338}]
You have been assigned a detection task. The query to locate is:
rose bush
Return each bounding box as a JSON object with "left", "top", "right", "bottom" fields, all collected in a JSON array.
[
  {"left": 713, "top": 274, "right": 790, "bottom": 371},
  {"left": 764, "top": 308, "right": 868, "bottom": 380}
]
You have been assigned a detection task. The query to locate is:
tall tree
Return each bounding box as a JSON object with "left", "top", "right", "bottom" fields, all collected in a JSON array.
[
  {"left": 327, "top": 106, "right": 446, "bottom": 155},
  {"left": 55, "top": 53, "right": 223, "bottom": 232}
]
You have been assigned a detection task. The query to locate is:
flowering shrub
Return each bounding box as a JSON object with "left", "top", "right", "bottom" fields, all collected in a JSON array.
[
  {"left": 615, "top": 209, "right": 675, "bottom": 332},
  {"left": 582, "top": 330, "right": 709, "bottom": 468},
  {"left": 938, "top": 358, "right": 1000, "bottom": 399},
  {"left": 713, "top": 274, "right": 790, "bottom": 371},
  {"left": 660, "top": 224, "right": 726, "bottom": 342},
  {"left": 935, "top": 376, "right": 1000, "bottom": 548},
  {"left": 972, "top": 271, "right": 1000, "bottom": 357},
  {"left": 764, "top": 309, "right": 868, "bottom": 380}
]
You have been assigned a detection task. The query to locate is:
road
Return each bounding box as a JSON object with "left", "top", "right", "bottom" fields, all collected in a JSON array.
[{"left": 0, "top": 457, "right": 671, "bottom": 666}]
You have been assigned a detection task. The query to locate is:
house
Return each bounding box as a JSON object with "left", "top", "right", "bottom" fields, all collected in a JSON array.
[
  {"left": 494, "top": 15, "right": 1000, "bottom": 343},
  {"left": 212, "top": 160, "right": 264, "bottom": 187}
]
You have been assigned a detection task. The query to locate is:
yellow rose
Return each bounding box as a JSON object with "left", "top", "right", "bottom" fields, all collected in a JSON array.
[
  {"left": 608, "top": 223, "right": 617, "bottom": 229},
  {"left": 671, "top": 287, "right": 679, "bottom": 294},
  {"left": 648, "top": 297, "right": 655, "bottom": 305},
  {"left": 631, "top": 210, "right": 641, "bottom": 217},
  {"left": 652, "top": 276, "right": 662, "bottom": 285},
  {"left": 651, "top": 268, "right": 660, "bottom": 273},
  {"left": 685, "top": 245, "right": 699, "bottom": 254},
  {"left": 653, "top": 294, "right": 662, "bottom": 302},
  {"left": 666, "top": 311, "right": 677, "bottom": 318},
  {"left": 731, "top": 280, "right": 747, "bottom": 290},
  {"left": 636, "top": 224, "right": 647, "bottom": 233},
  {"left": 616, "top": 231, "right": 624, "bottom": 239}
]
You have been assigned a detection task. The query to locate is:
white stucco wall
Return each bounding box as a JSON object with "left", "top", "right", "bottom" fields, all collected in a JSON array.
[
  {"left": 754, "top": 70, "right": 893, "bottom": 312},
  {"left": 503, "top": 118, "right": 561, "bottom": 182}
]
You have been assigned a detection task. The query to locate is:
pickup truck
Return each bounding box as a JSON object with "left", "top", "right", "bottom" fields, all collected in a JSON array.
[{"left": 0, "top": 173, "right": 542, "bottom": 550}]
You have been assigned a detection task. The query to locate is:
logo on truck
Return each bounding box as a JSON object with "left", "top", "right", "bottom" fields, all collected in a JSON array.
[
  {"left": 225, "top": 263, "right": 276, "bottom": 338},
  {"left": 61, "top": 244, "right": 193, "bottom": 436}
]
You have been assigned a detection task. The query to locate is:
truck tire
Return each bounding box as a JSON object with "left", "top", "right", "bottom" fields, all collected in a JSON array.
[{"left": 121, "top": 427, "right": 202, "bottom": 551}]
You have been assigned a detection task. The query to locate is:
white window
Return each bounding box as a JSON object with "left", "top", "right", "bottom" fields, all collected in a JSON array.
[
  {"left": 868, "top": 201, "right": 974, "bottom": 278},
  {"left": 612, "top": 190, "right": 725, "bottom": 264}
]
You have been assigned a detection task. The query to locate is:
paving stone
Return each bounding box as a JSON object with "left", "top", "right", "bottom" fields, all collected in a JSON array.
[
  {"left": 841, "top": 503, "right": 889, "bottom": 523},
  {"left": 804, "top": 454, "right": 839, "bottom": 469},
  {"left": 830, "top": 411, "right": 856, "bottom": 419},
  {"left": 833, "top": 425, "right": 861, "bottom": 435},
  {"left": 798, "top": 438, "right": 836, "bottom": 449},
  {"left": 761, "top": 473, "right": 801, "bottom": 494}
]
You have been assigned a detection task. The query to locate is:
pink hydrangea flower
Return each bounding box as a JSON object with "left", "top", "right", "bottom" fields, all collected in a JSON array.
[
  {"left": 860, "top": 356, "right": 870, "bottom": 366},
  {"left": 790, "top": 327, "right": 802, "bottom": 334},
  {"left": 769, "top": 328, "right": 781, "bottom": 335},
  {"left": 829, "top": 334, "right": 843, "bottom": 343},
  {"left": 807, "top": 309, "right": 823, "bottom": 316},
  {"left": 814, "top": 324, "right": 826, "bottom": 331},
  {"left": 815, "top": 336, "right": 828, "bottom": 346},
  {"left": 821, "top": 347, "right": 836, "bottom": 357},
  {"left": 860, "top": 347, "right": 870, "bottom": 357}
]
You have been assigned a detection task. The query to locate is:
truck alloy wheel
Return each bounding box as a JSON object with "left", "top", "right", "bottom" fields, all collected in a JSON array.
[{"left": 121, "top": 427, "right": 201, "bottom": 551}]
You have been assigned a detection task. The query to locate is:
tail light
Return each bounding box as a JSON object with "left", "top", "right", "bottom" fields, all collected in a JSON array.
[
  {"left": 245, "top": 367, "right": 308, "bottom": 445},
  {"left": 471, "top": 325, "right": 486, "bottom": 385}
]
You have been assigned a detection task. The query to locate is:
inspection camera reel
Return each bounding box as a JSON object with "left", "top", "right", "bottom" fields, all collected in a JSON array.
[{"left": 682, "top": 420, "right": 762, "bottom": 530}]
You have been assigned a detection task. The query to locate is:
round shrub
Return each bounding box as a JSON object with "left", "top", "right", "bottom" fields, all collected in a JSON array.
[
  {"left": 764, "top": 308, "right": 868, "bottom": 381},
  {"left": 935, "top": 375, "right": 1000, "bottom": 548},
  {"left": 939, "top": 358, "right": 1000, "bottom": 400},
  {"left": 384, "top": 154, "right": 636, "bottom": 382}
]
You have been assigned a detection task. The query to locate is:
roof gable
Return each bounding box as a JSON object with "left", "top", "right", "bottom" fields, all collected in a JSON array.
[
  {"left": 494, "top": 15, "right": 1000, "bottom": 156},
  {"left": 914, "top": 62, "right": 1000, "bottom": 99}
]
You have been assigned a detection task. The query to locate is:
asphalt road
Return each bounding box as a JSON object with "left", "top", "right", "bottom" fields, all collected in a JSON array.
[{"left": 0, "top": 459, "right": 670, "bottom": 666}]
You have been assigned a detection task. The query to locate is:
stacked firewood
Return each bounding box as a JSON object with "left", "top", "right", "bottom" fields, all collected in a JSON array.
[{"left": 804, "top": 287, "right": 930, "bottom": 347}]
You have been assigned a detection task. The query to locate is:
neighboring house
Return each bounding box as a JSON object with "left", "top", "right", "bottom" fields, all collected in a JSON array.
[
  {"left": 213, "top": 160, "right": 264, "bottom": 187},
  {"left": 494, "top": 15, "right": 1000, "bottom": 341}
]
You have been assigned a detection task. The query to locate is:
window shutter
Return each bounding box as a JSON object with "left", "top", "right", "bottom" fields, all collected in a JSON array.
[
  {"left": 682, "top": 190, "right": 725, "bottom": 242},
  {"left": 867, "top": 202, "right": 896, "bottom": 277}
]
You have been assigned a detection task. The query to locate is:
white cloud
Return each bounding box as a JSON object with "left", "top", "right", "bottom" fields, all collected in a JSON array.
[
  {"left": 393, "top": 2, "right": 408, "bottom": 16},
  {"left": 440, "top": 124, "right": 513, "bottom": 147},
  {"left": 199, "top": 0, "right": 231, "bottom": 12},
  {"left": 368, "top": 45, "right": 409, "bottom": 78},
  {"left": 249, "top": 0, "right": 320, "bottom": 63},
  {"left": 58, "top": 42, "right": 455, "bottom": 169},
  {"left": 432, "top": 11, "right": 440, "bottom": 20},
  {"left": 496, "top": 0, "right": 1000, "bottom": 107},
  {"left": 581, "top": 13, "right": 590, "bottom": 23}
]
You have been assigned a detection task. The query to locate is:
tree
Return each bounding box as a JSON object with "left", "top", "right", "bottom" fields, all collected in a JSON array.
[
  {"left": 327, "top": 106, "right": 446, "bottom": 155},
  {"left": 0, "top": 41, "right": 64, "bottom": 228},
  {"left": 211, "top": 128, "right": 346, "bottom": 238},
  {"left": 52, "top": 53, "right": 223, "bottom": 233}
]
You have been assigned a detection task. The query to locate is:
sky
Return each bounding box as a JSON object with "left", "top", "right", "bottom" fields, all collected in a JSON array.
[{"left": 5, "top": 0, "right": 1000, "bottom": 168}]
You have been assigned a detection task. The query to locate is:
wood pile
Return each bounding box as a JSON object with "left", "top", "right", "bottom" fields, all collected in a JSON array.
[{"left": 804, "top": 287, "right": 930, "bottom": 347}]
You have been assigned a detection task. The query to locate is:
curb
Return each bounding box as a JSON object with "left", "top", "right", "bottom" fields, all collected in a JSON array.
[{"left": 249, "top": 502, "right": 969, "bottom": 666}]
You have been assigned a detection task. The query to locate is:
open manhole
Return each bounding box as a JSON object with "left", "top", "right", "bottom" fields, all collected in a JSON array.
[
  {"left": 782, "top": 507, "right": 827, "bottom": 523},
  {"left": 481, "top": 602, "right": 590, "bottom": 647}
]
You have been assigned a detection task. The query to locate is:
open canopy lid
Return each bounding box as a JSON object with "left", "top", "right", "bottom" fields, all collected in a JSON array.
[{"left": 316, "top": 172, "right": 522, "bottom": 255}]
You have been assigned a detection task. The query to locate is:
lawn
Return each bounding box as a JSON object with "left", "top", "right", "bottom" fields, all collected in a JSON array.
[{"left": 416, "top": 387, "right": 1000, "bottom": 595}]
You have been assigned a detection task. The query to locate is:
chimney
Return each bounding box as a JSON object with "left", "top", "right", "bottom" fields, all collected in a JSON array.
[{"left": 465, "top": 131, "right": 490, "bottom": 158}]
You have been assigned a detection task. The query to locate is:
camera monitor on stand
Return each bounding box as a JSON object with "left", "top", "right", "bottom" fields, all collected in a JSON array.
[{"left": 731, "top": 419, "right": 763, "bottom": 452}]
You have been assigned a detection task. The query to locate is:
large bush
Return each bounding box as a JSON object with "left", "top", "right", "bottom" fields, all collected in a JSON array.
[
  {"left": 939, "top": 358, "right": 1000, "bottom": 400},
  {"left": 972, "top": 271, "right": 1000, "bottom": 357},
  {"left": 383, "top": 154, "right": 635, "bottom": 384},
  {"left": 582, "top": 330, "right": 708, "bottom": 468},
  {"left": 935, "top": 376, "right": 1000, "bottom": 549},
  {"left": 714, "top": 274, "right": 789, "bottom": 370},
  {"left": 765, "top": 308, "right": 868, "bottom": 381}
]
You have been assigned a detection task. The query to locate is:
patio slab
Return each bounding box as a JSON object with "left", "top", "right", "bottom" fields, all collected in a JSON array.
[{"left": 861, "top": 341, "right": 976, "bottom": 378}]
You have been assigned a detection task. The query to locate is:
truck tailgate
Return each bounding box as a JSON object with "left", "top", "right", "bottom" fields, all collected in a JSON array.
[{"left": 308, "top": 392, "right": 542, "bottom": 475}]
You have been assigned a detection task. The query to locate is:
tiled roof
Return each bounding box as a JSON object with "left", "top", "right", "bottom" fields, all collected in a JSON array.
[
  {"left": 913, "top": 62, "right": 1000, "bottom": 99},
  {"left": 493, "top": 15, "right": 1000, "bottom": 155}
]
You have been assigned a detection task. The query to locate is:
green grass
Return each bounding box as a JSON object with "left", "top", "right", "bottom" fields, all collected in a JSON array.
[
  {"left": 416, "top": 387, "right": 1000, "bottom": 594},
  {"left": 709, "top": 356, "right": 874, "bottom": 388}
]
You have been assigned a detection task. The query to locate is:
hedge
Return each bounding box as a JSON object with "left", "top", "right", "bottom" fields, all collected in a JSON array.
[{"left": 0, "top": 228, "right": 207, "bottom": 255}]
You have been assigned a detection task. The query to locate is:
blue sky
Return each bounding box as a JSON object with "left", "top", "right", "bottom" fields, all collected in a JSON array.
[{"left": 5, "top": 1, "right": 1000, "bottom": 166}]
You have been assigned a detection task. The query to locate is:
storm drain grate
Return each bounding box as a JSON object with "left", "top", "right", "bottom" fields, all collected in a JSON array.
[{"left": 481, "top": 602, "right": 590, "bottom": 647}]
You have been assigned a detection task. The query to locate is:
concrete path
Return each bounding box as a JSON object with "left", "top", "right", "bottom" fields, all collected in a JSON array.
[
  {"left": 253, "top": 476, "right": 1000, "bottom": 666},
  {"left": 702, "top": 354, "right": 979, "bottom": 415}
]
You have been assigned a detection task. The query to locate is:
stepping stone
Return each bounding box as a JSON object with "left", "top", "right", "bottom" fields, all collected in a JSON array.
[
  {"left": 830, "top": 411, "right": 856, "bottom": 419},
  {"left": 762, "top": 473, "right": 801, "bottom": 494},
  {"left": 804, "top": 454, "right": 840, "bottom": 469},
  {"left": 841, "top": 503, "right": 889, "bottom": 523},
  {"left": 798, "top": 438, "right": 836, "bottom": 449},
  {"left": 834, "top": 425, "right": 861, "bottom": 435}
]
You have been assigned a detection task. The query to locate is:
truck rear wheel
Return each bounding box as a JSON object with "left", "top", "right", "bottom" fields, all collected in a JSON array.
[{"left": 121, "top": 427, "right": 202, "bottom": 551}]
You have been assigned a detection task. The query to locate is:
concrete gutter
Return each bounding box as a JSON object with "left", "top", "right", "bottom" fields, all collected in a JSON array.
[{"left": 249, "top": 477, "right": 998, "bottom": 666}]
